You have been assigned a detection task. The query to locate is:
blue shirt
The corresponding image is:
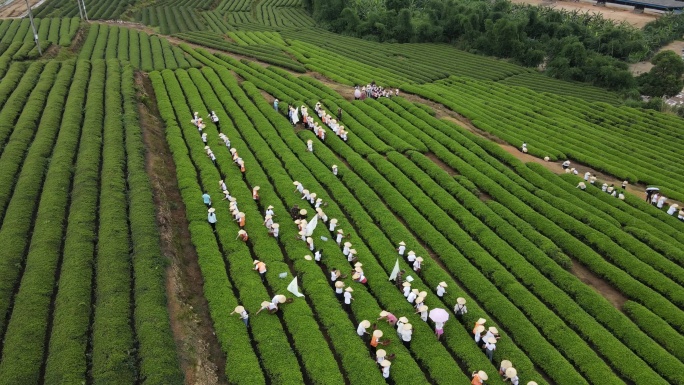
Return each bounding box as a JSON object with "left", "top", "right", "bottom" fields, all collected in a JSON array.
[{"left": 202, "top": 193, "right": 211, "bottom": 204}]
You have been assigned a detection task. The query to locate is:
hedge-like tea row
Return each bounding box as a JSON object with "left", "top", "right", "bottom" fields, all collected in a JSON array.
[
  {"left": 121, "top": 65, "right": 184, "bottom": 385},
  {"left": 0, "top": 61, "right": 75, "bottom": 385},
  {"left": 43, "top": 60, "right": 103, "bottom": 384},
  {"left": 34, "top": 0, "right": 132, "bottom": 18}
]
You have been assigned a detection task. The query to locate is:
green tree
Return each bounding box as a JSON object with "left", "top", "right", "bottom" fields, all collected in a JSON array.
[
  {"left": 638, "top": 50, "right": 684, "bottom": 97},
  {"left": 393, "top": 8, "right": 414, "bottom": 42}
]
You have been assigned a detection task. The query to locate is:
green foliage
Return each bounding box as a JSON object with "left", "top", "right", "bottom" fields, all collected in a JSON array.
[{"left": 638, "top": 50, "right": 684, "bottom": 97}]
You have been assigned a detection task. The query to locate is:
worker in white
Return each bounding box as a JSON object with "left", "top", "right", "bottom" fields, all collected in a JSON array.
[
  {"left": 329, "top": 218, "right": 338, "bottom": 232},
  {"left": 402, "top": 282, "right": 411, "bottom": 297},
  {"left": 601, "top": 183, "right": 608, "bottom": 192},
  {"left": 375, "top": 349, "right": 387, "bottom": 365},
  {"left": 589, "top": 175, "right": 597, "bottom": 184},
  {"left": 576, "top": 182, "right": 586, "bottom": 190},
  {"left": 307, "top": 139, "right": 313, "bottom": 152},
  {"left": 429, "top": 279, "right": 445, "bottom": 296},
  {"left": 397, "top": 241, "right": 406, "bottom": 256},
  {"left": 269, "top": 223, "right": 279, "bottom": 238},
  {"left": 413, "top": 257, "right": 423, "bottom": 272},
  {"left": 380, "top": 360, "right": 391, "bottom": 378},
  {"left": 309, "top": 192, "right": 317, "bottom": 205},
  {"left": 406, "top": 250, "right": 416, "bottom": 267},
  {"left": 219, "top": 179, "right": 227, "bottom": 192},
  {"left": 504, "top": 367, "right": 519, "bottom": 385},
  {"left": 332, "top": 164, "right": 338, "bottom": 176},
  {"left": 263, "top": 215, "right": 273, "bottom": 229},
  {"left": 336, "top": 229, "right": 344, "bottom": 245},
  {"left": 415, "top": 305, "right": 428, "bottom": 322},
  {"left": 400, "top": 323, "right": 412, "bottom": 348},
  {"left": 306, "top": 237, "right": 315, "bottom": 251},
  {"left": 562, "top": 160, "right": 570, "bottom": 169},
  {"left": 406, "top": 289, "right": 418, "bottom": 304},
  {"left": 667, "top": 204, "right": 679, "bottom": 215},
  {"left": 265, "top": 205, "right": 274, "bottom": 217},
  {"left": 454, "top": 297, "right": 468, "bottom": 320},
  {"left": 657, "top": 195, "right": 667, "bottom": 209},
  {"left": 293, "top": 181, "right": 304, "bottom": 194},
  {"left": 301, "top": 189, "right": 311, "bottom": 201},
  {"left": 316, "top": 208, "right": 327, "bottom": 222},
  {"left": 584, "top": 171, "right": 590, "bottom": 181},
  {"left": 357, "top": 320, "right": 371, "bottom": 342},
  {"left": 342, "top": 241, "right": 352, "bottom": 256}
]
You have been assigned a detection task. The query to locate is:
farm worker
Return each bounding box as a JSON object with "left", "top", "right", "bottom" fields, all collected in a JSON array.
[
  {"left": 357, "top": 320, "right": 371, "bottom": 342},
  {"left": 622, "top": 180, "right": 629, "bottom": 189},
  {"left": 336, "top": 229, "right": 344, "bottom": 245},
  {"left": 237, "top": 229, "right": 249, "bottom": 242},
  {"left": 236, "top": 212, "right": 245, "bottom": 228},
  {"left": 332, "top": 164, "right": 338, "bottom": 176},
  {"left": 589, "top": 175, "right": 597, "bottom": 184},
  {"left": 192, "top": 111, "right": 199, "bottom": 124},
  {"left": 210, "top": 111, "right": 219, "bottom": 124},
  {"left": 202, "top": 192, "right": 212, "bottom": 207},
  {"left": 414, "top": 295, "right": 425, "bottom": 310},
  {"left": 454, "top": 297, "right": 468, "bottom": 321},
  {"left": 255, "top": 301, "right": 272, "bottom": 315},
  {"left": 208, "top": 151, "right": 216, "bottom": 165},
  {"left": 237, "top": 158, "right": 245, "bottom": 173},
  {"left": 521, "top": 142, "right": 527, "bottom": 153},
  {"left": 400, "top": 323, "right": 412, "bottom": 348},
  {"left": 380, "top": 360, "right": 391, "bottom": 378},
  {"left": 397, "top": 241, "right": 406, "bottom": 256},
  {"left": 306, "top": 237, "right": 314, "bottom": 251},
  {"left": 340, "top": 130, "right": 348, "bottom": 141},
  {"left": 402, "top": 281, "right": 411, "bottom": 297},
  {"left": 679, "top": 209, "right": 684, "bottom": 220},
  {"left": 269, "top": 223, "right": 279, "bottom": 238},
  {"left": 298, "top": 230, "right": 306, "bottom": 241},
  {"left": 618, "top": 191, "right": 625, "bottom": 200},
  {"left": 252, "top": 186, "right": 260, "bottom": 200},
  {"left": 230, "top": 148, "right": 238, "bottom": 160},
  {"left": 330, "top": 268, "right": 342, "bottom": 282},
  {"left": 396, "top": 316, "right": 408, "bottom": 336},
  {"left": 406, "top": 250, "right": 416, "bottom": 267},
  {"left": 348, "top": 249, "right": 358, "bottom": 263},
  {"left": 342, "top": 241, "right": 352, "bottom": 256},
  {"left": 657, "top": 195, "right": 667, "bottom": 209},
  {"left": 378, "top": 310, "right": 397, "bottom": 326},
  {"left": 334, "top": 280, "right": 345, "bottom": 300},
  {"left": 219, "top": 179, "right": 227, "bottom": 192},
  {"left": 601, "top": 183, "right": 608, "bottom": 192},
  {"left": 562, "top": 160, "right": 570, "bottom": 169},
  {"left": 471, "top": 371, "right": 488, "bottom": 385},
  {"left": 504, "top": 367, "right": 519, "bottom": 385},
  {"left": 308, "top": 192, "right": 317, "bottom": 205},
  {"left": 315, "top": 198, "right": 323, "bottom": 209},
  {"left": 584, "top": 171, "right": 591, "bottom": 181},
  {"left": 230, "top": 305, "right": 249, "bottom": 328},
  {"left": 376, "top": 349, "right": 387, "bottom": 365},
  {"left": 651, "top": 193, "right": 659, "bottom": 205},
  {"left": 307, "top": 139, "right": 313, "bottom": 152},
  {"left": 265, "top": 205, "right": 274, "bottom": 217},
  {"left": 301, "top": 189, "right": 311, "bottom": 201},
  {"left": 436, "top": 281, "right": 447, "bottom": 297},
  {"left": 435, "top": 321, "right": 445, "bottom": 340},
  {"left": 220, "top": 133, "right": 230, "bottom": 148},
  {"left": 343, "top": 287, "right": 354, "bottom": 311},
  {"left": 273, "top": 98, "right": 278, "bottom": 111},
  {"left": 253, "top": 260, "right": 267, "bottom": 282},
  {"left": 328, "top": 218, "right": 338, "bottom": 232},
  {"left": 201, "top": 132, "right": 208, "bottom": 144},
  {"left": 485, "top": 326, "right": 500, "bottom": 343},
  {"left": 413, "top": 257, "right": 423, "bottom": 272},
  {"left": 572, "top": 168, "right": 578, "bottom": 175},
  {"left": 207, "top": 208, "right": 218, "bottom": 232},
  {"left": 352, "top": 270, "right": 366, "bottom": 284},
  {"left": 354, "top": 88, "right": 361, "bottom": 100},
  {"left": 263, "top": 215, "right": 273, "bottom": 229},
  {"left": 667, "top": 204, "right": 679, "bottom": 215},
  {"left": 416, "top": 305, "right": 428, "bottom": 322},
  {"left": 606, "top": 184, "right": 615, "bottom": 194},
  {"left": 576, "top": 182, "right": 586, "bottom": 190},
  {"left": 473, "top": 325, "right": 485, "bottom": 346},
  {"left": 370, "top": 330, "right": 383, "bottom": 352},
  {"left": 293, "top": 181, "right": 303, "bottom": 194},
  {"left": 499, "top": 360, "right": 513, "bottom": 375},
  {"left": 483, "top": 336, "right": 497, "bottom": 362},
  {"left": 221, "top": 190, "right": 232, "bottom": 201},
  {"left": 314, "top": 249, "right": 322, "bottom": 263},
  {"left": 407, "top": 289, "right": 418, "bottom": 304}
]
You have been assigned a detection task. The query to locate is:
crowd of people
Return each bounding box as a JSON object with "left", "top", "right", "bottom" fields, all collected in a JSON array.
[
  {"left": 193, "top": 106, "right": 538, "bottom": 383},
  {"left": 353, "top": 82, "right": 399, "bottom": 100}
]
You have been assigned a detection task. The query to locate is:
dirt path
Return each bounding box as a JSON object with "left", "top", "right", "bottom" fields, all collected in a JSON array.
[
  {"left": 136, "top": 71, "right": 227, "bottom": 385},
  {"left": 510, "top": 0, "right": 658, "bottom": 27},
  {"left": 0, "top": 0, "right": 43, "bottom": 18},
  {"left": 571, "top": 260, "right": 627, "bottom": 309},
  {"left": 630, "top": 40, "right": 684, "bottom": 75}
]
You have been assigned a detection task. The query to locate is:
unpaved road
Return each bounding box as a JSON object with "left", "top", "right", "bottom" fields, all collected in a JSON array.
[
  {"left": 510, "top": 0, "right": 658, "bottom": 27},
  {"left": 0, "top": 0, "right": 44, "bottom": 18}
]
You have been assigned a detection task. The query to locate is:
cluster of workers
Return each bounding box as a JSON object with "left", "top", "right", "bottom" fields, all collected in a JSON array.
[{"left": 353, "top": 82, "right": 399, "bottom": 100}]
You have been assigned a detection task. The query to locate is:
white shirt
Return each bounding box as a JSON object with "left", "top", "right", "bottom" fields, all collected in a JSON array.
[
  {"left": 382, "top": 366, "right": 390, "bottom": 378},
  {"left": 667, "top": 206, "right": 678, "bottom": 215},
  {"left": 265, "top": 209, "right": 274, "bottom": 217},
  {"left": 208, "top": 213, "right": 217, "bottom": 223},
  {"left": 329, "top": 222, "right": 337, "bottom": 231},
  {"left": 584, "top": 172, "right": 590, "bottom": 181},
  {"left": 435, "top": 321, "right": 444, "bottom": 330},
  {"left": 436, "top": 286, "right": 445, "bottom": 297},
  {"left": 406, "top": 292, "right": 417, "bottom": 303},
  {"left": 418, "top": 310, "right": 427, "bottom": 322},
  {"left": 331, "top": 271, "right": 338, "bottom": 281},
  {"left": 342, "top": 245, "right": 350, "bottom": 255},
  {"left": 401, "top": 329, "right": 412, "bottom": 342},
  {"left": 335, "top": 287, "right": 343, "bottom": 294},
  {"left": 314, "top": 250, "right": 322, "bottom": 261},
  {"left": 454, "top": 304, "right": 468, "bottom": 315},
  {"left": 413, "top": 260, "right": 421, "bottom": 271},
  {"left": 484, "top": 341, "right": 496, "bottom": 351},
  {"left": 239, "top": 311, "right": 248, "bottom": 320},
  {"left": 336, "top": 233, "right": 343, "bottom": 243},
  {"left": 357, "top": 324, "right": 367, "bottom": 336},
  {"left": 397, "top": 245, "right": 405, "bottom": 255},
  {"left": 271, "top": 228, "right": 279, "bottom": 237},
  {"left": 343, "top": 292, "right": 352, "bottom": 304},
  {"left": 509, "top": 376, "right": 519, "bottom": 385},
  {"left": 376, "top": 354, "right": 385, "bottom": 364},
  {"left": 407, "top": 254, "right": 416, "bottom": 262},
  {"left": 396, "top": 321, "right": 404, "bottom": 335},
  {"left": 403, "top": 286, "right": 411, "bottom": 297}
]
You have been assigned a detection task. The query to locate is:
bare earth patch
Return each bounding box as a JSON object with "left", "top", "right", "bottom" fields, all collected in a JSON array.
[
  {"left": 509, "top": 0, "right": 658, "bottom": 28},
  {"left": 0, "top": 0, "right": 44, "bottom": 18},
  {"left": 570, "top": 260, "right": 628, "bottom": 309}
]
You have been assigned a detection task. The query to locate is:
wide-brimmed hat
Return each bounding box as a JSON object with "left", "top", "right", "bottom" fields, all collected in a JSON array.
[
  {"left": 474, "top": 325, "right": 485, "bottom": 334},
  {"left": 253, "top": 186, "right": 260, "bottom": 191},
  {"left": 349, "top": 249, "right": 357, "bottom": 255},
  {"left": 253, "top": 260, "right": 260, "bottom": 265},
  {"left": 360, "top": 320, "right": 371, "bottom": 328},
  {"left": 399, "top": 241, "right": 405, "bottom": 246},
  {"left": 261, "top": 301, "right": 271, "bottom": 308},
  {"left": 294, "top": 219, "right": 301, "bottom": 224},
  {"left": 415, "top": 297, "right": 424, "bottom": 304},
  {"left": 402, "top": 282, "right": 411, "bottom": 287},
  {"left": 302, "top": 189, "right": 309, "bottom": 195},
  {"left": 229, "top": 197, "right": 236, "bottom": 202},
  {"left": 527, "top": 382, "right": 538, "bottom": 385},
  {"left": 230, "top": 148, "right": 237, "bottom": 153},
  {"left": 488, "top": 327, "right": 498, "bottom": 334},
  {"left": 219, "top": 180, "right": 224, "bottom": 184},
  {"left": 379, "top": 310, "right": 389, "bottom": 317},
  {"left": 407, "top": 250, "right": 415, "bottom": 255},
  {"left": 293, "top": 181, "right": 300, "bottom": 185},
  {"left": 275, "top": 295, "right": 287, "bottom": 303},
  {"left": 376, "top": 349, "right": 386, "bottom": 357},
  {"left": 345, "top": 287, "right": 353, "bottom": 292},
  {"left": 416, "top": 257, "right": 423, "bottom": 262},
  {"left": 238, "top": 230, "right": 246, "bottom": 235},
  {"left": 208, "top": 208, "right": 216, "bottom": 213},
  {"left": 476, "top": 318, "right": 486, "bottom": 325},
  {"left": 271, "top": 223, "right": 279, "bottom": 228},
  {"left": 330, "top": 218, "right": 338, "bottom": 224},
  {"left": 505, "top": 368, "right": 517, "bottom": 378},
  {"left": 487, "top": 337, "right": 497, "bottom": 344},
  {"left": 332, "top": 164, "right": 337, "bottom": 168},
  {"left": 398, "top": 316, "right": 409, "bottom": 323},
  {"left": 418, "top": 305, "right": 428, "bottom": 312},
  {"left": 477, "top": 371, "right": 488, "bottom": 381},
  {"left": 306, "top": 237, "right": 313, "bottom": 243},
  {"left": 267, "top": 205, "right": 274, "bottom": 209},
  {"left": 264, "top": 215, "right": 272, "bottom": 220},
  {"left": 223, "top": 190, "right": 229, "bottom": 195},
  {"left": 337, "top": 229, "right": 344, "bottom": 233},
  {"left": 300, "top": 209, "right": 307, "bottom": 215},
  {"left": 204, "top": 146, "right": 210, "bottom": 150},
  {"left": 344, "top": 242, "right": 352, "bottom": 247},
  {"left": 354, "top": 267, "right": 363, "bottom": 273},
  {"left": 411, "top": 289, "right": 419, "bottom": 294},
  {"left": 403, "top": 323, "right": 412, "bottom": 331},
  {"left": 234, "top": 306, "right": 245, "bottom": 313},
  {"left": 238, "top": 212, "right": 245, "bottom": 217},
  {"left": 373, "top": 330, "right": 383, "bottom": 337},
  {"left": 335, "top": 281, "right": 345, "bottom": 288},
  {"left": 352, "top": 273, "right": 360, "bottom": 280},
  {"left": 543, "top": 156, "right": 550, "bottom": 161},
  {"left": 380, "top": 360, "right": 391, "bottom": 367},
  {"left": 439, "top": 282, "right": 447, "bottom": 288},
  {"left": 354, "top": 262, "right": 363, "bottom": 268},
  {"left": 500, "top": 360, "right": 512, "bottom": 370},
  {"left": 457, "top": 297, "right": 466, "bottom": 305},
  {"left": 310, "top": 193, "right": 317, "bottom": 198},
  {"left": 418, "top": 291, "right": 427, "bottom": 298},
  {"left": 304, "top": 255, "right": 312, "bottom": 261}
]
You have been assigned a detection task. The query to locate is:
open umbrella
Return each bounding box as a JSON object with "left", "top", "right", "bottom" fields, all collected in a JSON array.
[
  {"left": 429, "top": 308, "right": 449, "bottom": 323},
  {"left": 646, "top": 186, "right": 660, "bottom": 192},
  {"left": 304, "top": 215, "right": 318, "bottom": 237}
]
